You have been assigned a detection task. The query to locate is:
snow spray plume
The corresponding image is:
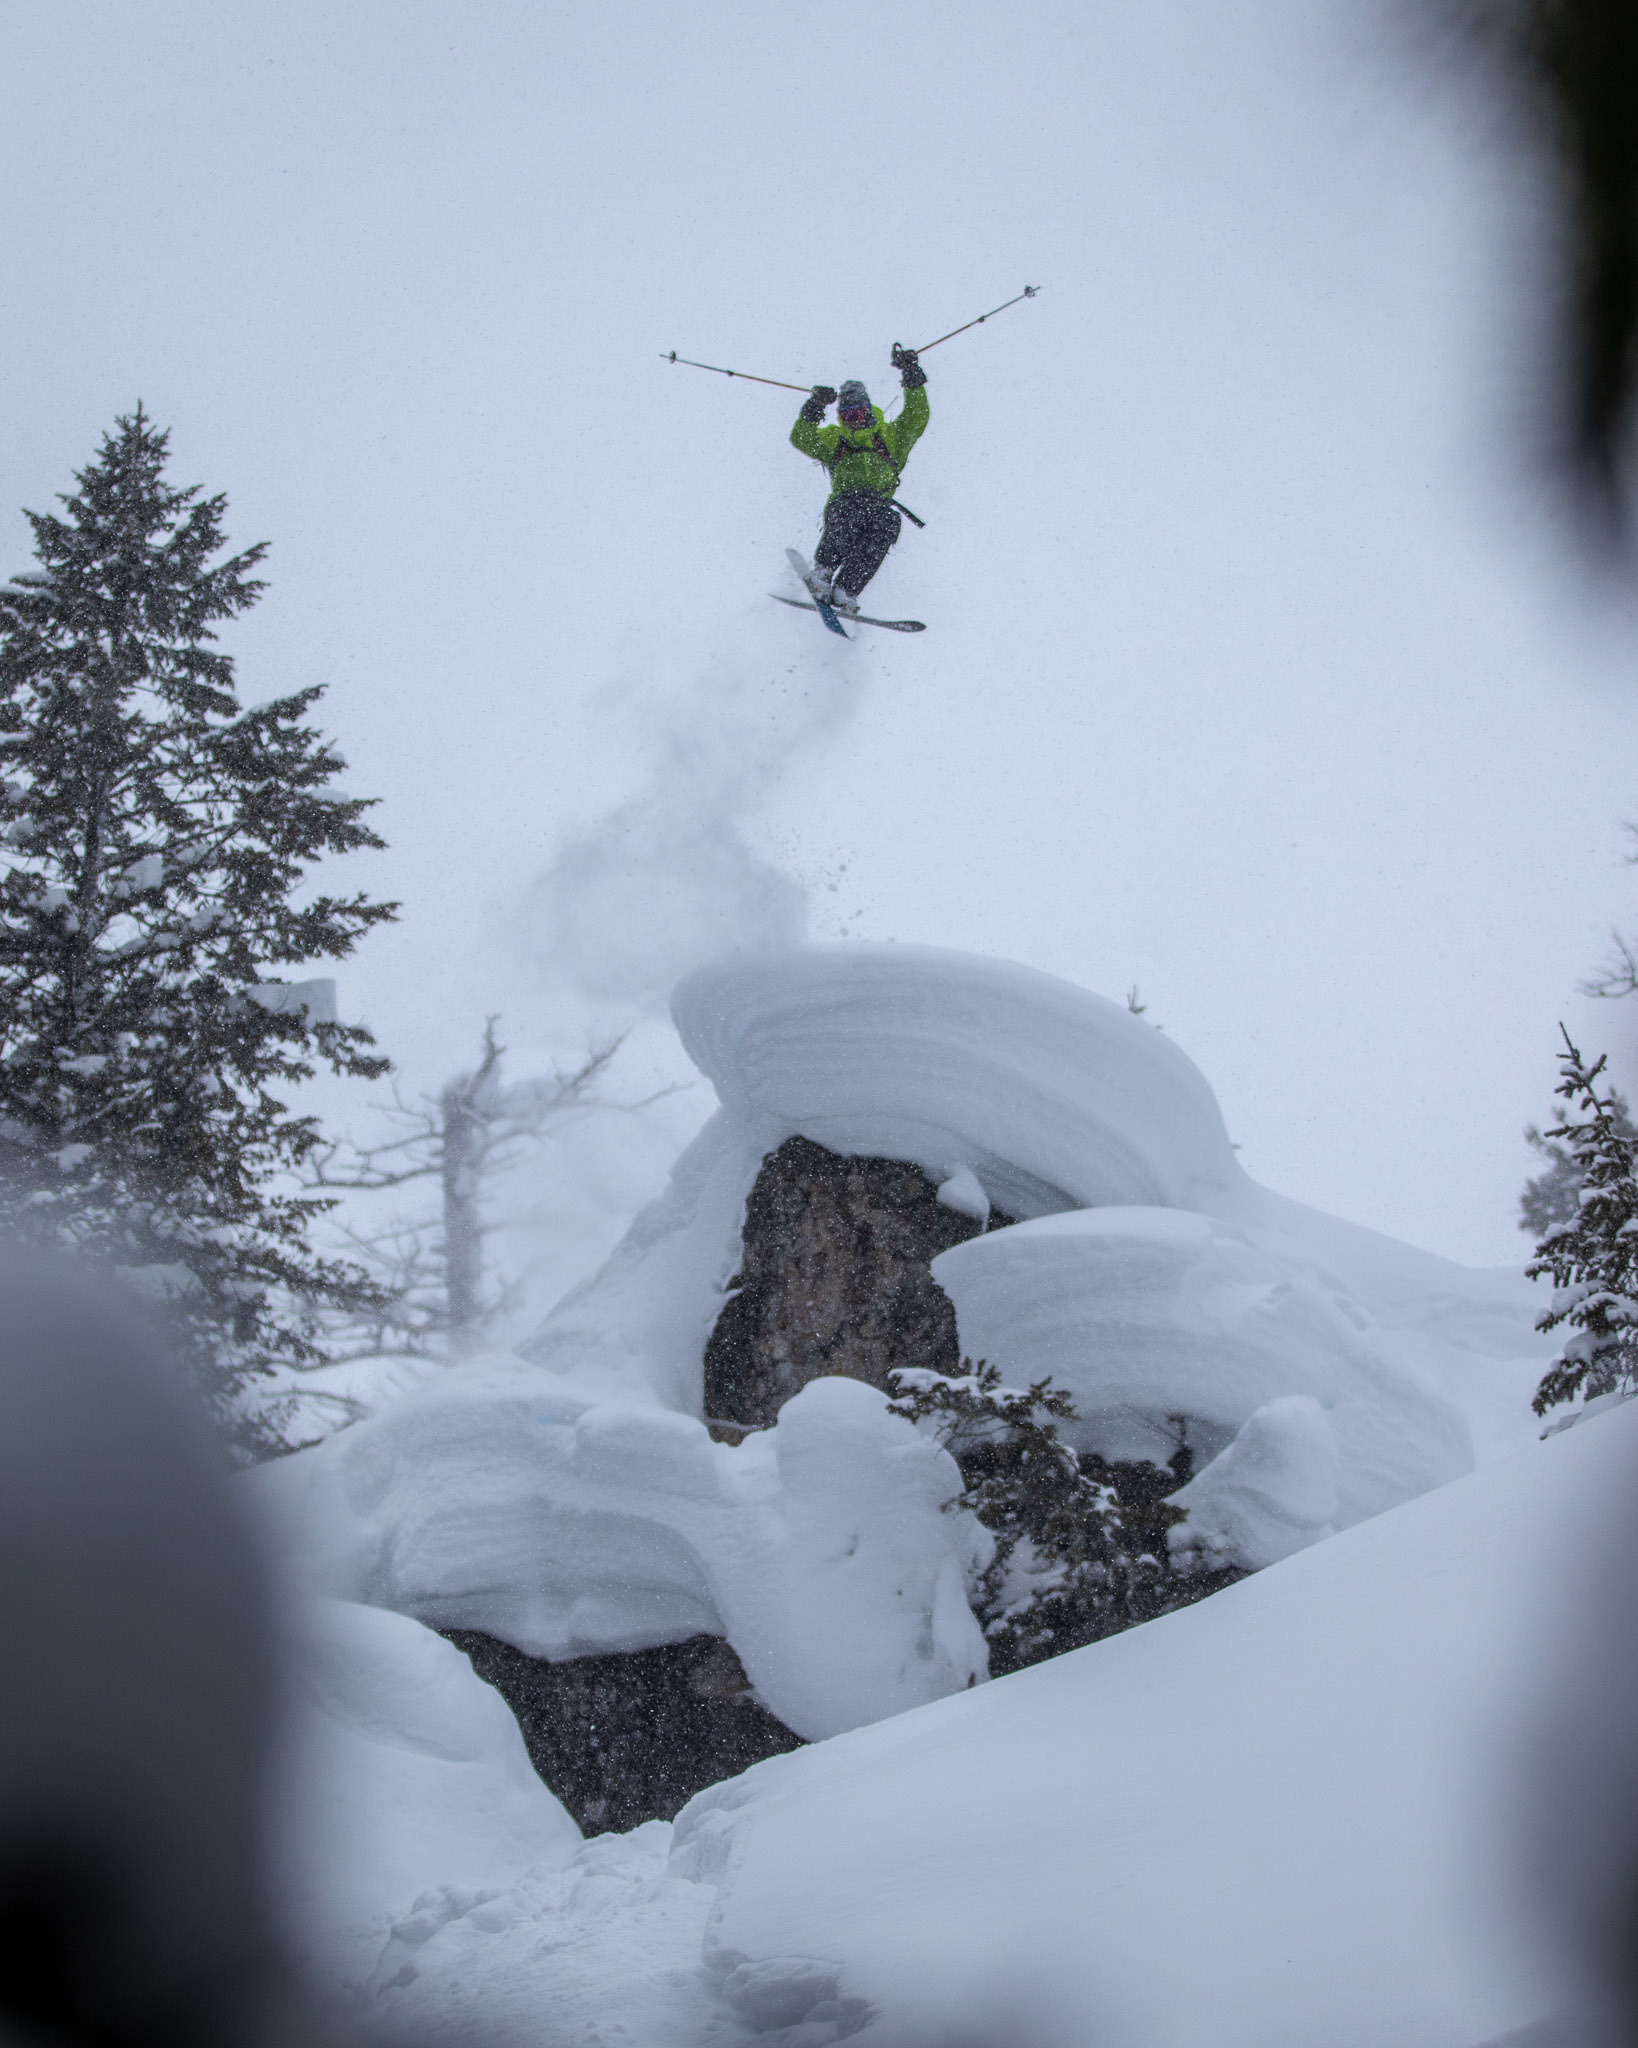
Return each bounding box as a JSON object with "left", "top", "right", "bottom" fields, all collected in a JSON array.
[{"left": 531, "top": 651, "right": 856, "bottom": 1013}]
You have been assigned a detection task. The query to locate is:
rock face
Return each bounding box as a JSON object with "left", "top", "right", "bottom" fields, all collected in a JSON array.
[
  {"left": 444, "top": 1631, "right": 803, "bottom": 1834},
  {"left": 704, "top": 1136, "right": 1008, "bottom": 1431}
]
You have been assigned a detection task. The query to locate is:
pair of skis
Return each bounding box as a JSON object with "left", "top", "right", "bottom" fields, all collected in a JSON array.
[{"left": 773, "top": 550, "right": 925, "bottom": 636}]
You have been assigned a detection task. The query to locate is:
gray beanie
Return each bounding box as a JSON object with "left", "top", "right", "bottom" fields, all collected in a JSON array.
[{"left": 837, "top": 380, "right": 871, "bottom": 416}]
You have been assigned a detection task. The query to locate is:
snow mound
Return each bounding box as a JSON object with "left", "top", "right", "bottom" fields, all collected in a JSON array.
[
  {"left": 932, "top": 1204, "right": 1473, "bottom": 1530},
  {"left": 664, "top": 1407, "right": 1638, "bottom": 2048},
  {"left": 256, "top": 1374, "right": 987, "bottom": 1743},
  {"left": 1169, "top": 1393, "right": 1340, "bottom": 1567},
  {"left": 276, "top": 1599, "right": 580, "bottom": 1947},
  {"left": 671, "top": 943, "right": 1240, "bottom": 1216}
]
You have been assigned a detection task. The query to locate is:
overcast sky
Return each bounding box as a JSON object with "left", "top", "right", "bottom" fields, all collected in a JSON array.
[{"left": 5, "top": 0, "right": 1638, "bottom": 1277}]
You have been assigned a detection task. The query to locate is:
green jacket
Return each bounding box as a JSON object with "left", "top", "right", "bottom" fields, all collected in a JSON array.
[{"left": 790, "top": 386, "right": 930, "bottom": 499}]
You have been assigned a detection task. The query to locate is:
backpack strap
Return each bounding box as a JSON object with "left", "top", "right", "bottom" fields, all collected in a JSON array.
[{"left": 825, "top": 428, "right": 901, "bottom": 477}]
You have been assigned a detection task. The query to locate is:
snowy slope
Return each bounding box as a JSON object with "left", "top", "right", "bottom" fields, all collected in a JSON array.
[
  {"left": 674, "top": 1410, "right": 1621, "bottom": 2048},
  {"left": 316, "top": 1404, "right": 1638, "bottom": 2048}
]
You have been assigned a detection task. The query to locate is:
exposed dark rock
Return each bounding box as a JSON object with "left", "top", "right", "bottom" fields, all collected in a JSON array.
[
  {"left": 704, "top": 1135, "right": 1011, "bottom": 1431},
  {"left": 442, "top": 1630, "right": 804, "bottom": 1835}
]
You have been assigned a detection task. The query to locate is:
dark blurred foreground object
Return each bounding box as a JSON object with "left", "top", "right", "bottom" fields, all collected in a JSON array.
[
  {"left": 0, "top": 1264, "right": 313, "bottom": 2048},
  {"left": 1531, "top": 1432, "right": 1638, "bottom": 2046},
  {"left": 1477, "top": 1, "right": 1638, "bottom": 537}
]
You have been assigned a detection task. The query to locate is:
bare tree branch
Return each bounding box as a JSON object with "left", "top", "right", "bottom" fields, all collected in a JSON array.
[{"left": 301, "top": 1019, "right": 685, "bottom": 1373}]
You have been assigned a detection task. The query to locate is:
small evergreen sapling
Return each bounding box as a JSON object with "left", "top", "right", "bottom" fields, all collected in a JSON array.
[
  {"left": 888, "top": 1360, "right": 1192, "bottom": 1676},
  {"left": 0, "top": 410, "right": 396, "bottom": 1452},
  {"left": 1527, "top": 1027, "right": 1638, "bottom": 1416}
]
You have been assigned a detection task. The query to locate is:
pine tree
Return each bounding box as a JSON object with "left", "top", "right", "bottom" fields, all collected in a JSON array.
[
  {"left": 0, "top": 409, "right": 397, "bottom": 1453},
  {"left": 1527, "top": 1027, "right": 1638, "bottom": 1416},
  {"left": 889, "top": 1360, "right": 1201, "bottom": 1676},
  {"left": 1520, "top": 1087, "right": 1636, "bottom": 1238}
]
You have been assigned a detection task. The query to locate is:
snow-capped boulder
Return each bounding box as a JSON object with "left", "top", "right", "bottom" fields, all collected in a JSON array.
[
  {"left": 519, "top": 944, "right": 1248, "bottom": 1411},
  {"left": 932, "top": 1206, "right": 1473, "bottom": 1534},
  {"left": 524, "top": 945, "right": 1540, "bottom": 1442},
  {"left": 262, "top": 941, "right": 1547, "bottom": 1785},
  {"left": 702, "top": 1135, "right": 994, "bottom": 1430}
]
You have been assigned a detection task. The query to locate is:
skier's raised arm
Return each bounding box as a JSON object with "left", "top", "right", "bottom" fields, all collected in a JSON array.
[
  {"left": 791, "top": 384, "right": 838, "bottom": 461},
  {"left": 883, "top": 346, "right": 929, "bottom": 466}
]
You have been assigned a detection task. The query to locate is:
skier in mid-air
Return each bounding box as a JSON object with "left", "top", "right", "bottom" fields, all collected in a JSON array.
[{"left": 789, "top": 344, "right": 928, "bottom": 616}]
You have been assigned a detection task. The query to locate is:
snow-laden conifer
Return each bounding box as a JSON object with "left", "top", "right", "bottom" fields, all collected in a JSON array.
[
  {"left": 1527, "top": 1027, "right": 1638, "bottom": 1417},
  {"left": 0, "top": 410, "right": 396, "bottom": 1452},
  {"left": 1521, "top": 1086, "right": 1636, "bottom": 1238},
  {"left": 889, "top": 1359, "right": 1194, "bottom": 1674}
]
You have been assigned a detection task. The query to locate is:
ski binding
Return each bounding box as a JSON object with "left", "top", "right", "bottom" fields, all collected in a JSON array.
[{"left": 778, "top": 549, "right": 925, "bottom": 635}]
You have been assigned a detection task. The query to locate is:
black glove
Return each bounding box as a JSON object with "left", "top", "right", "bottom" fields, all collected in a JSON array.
[
  {"left": 801, "top": 385, "right": 837, "bottom": 422},
  {"left": 891, "top": 345, "right": 926, "bottom": 390}
]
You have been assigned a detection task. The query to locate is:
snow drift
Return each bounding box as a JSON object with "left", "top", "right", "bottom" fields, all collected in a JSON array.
[
  {"left": 258, "top": 1373, "right": 986, "bottom": 1743},
  {"left": 659, "top": 1405, "right": 1637, "bottom": 2048},
  {"left": 276, "top": 1598, "right": 580, "bottom": 1945},
  {"left": 931, "top": 1203, "right": 1473, "bottom": 1527},
  {"left": 672, "top": 943, "right": 1241, "bottom": 1215}
]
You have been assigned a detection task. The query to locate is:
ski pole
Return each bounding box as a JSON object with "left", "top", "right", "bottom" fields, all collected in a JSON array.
[
  {"left": 659, "top": 351, "right": 813, "bottom": 394},
  {"left": 911, "top": 285, "right": 1040, "bottom": 356}
]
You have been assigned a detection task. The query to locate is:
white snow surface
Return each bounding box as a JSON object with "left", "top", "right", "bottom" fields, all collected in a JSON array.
[
  {"left": 256, "top": 1372, "right": 987, "bottom": 1743},
  {"left": 931, "top": 1203, "right": 1474, "bottom": 1523},
  {"left": 671, "top": 944, "right": 1242, "bottom": 1216},
  {"left": 260, "top": 944, "right": 1550, "bottom": 1743},
  {"left": 304, "top": 1402, "right": 1638, "bottom": 2048},
  {"left": 276, "top": 1599, "right": 580, "bottom": 1958},
  {"left": 1168, "top": 1392, "right": 1341, "bottom": 1568}
]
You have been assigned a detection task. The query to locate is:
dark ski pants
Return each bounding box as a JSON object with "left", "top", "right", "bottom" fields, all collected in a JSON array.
[{"left": 815, "top": 487, "right": 901, "bottom": 596}]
